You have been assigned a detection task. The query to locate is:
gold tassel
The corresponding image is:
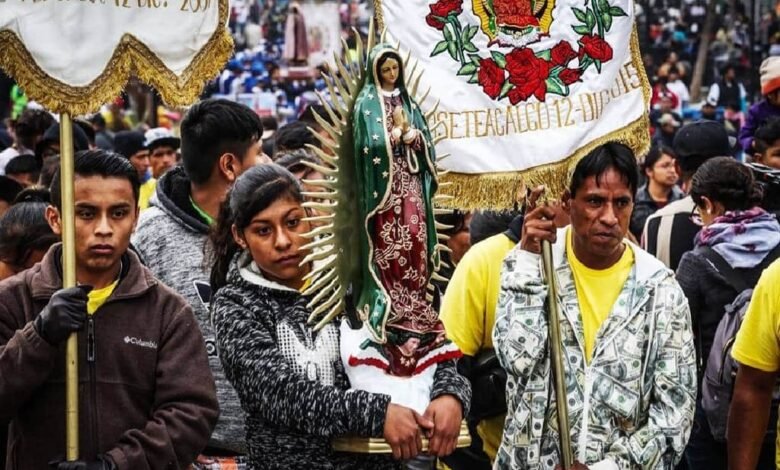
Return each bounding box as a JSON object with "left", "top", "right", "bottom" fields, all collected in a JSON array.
[{"left": 0, "top": 2, "right": 233, "bottom": 114}]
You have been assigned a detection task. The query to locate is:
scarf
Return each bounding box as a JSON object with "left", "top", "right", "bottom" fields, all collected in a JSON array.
[{"left": 695, "top": 207, "right": 780, "bottom": 268}]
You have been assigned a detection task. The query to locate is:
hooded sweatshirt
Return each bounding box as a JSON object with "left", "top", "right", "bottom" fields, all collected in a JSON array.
[{"left": 132, "top": 166, "right": 246, "bottom": 454}]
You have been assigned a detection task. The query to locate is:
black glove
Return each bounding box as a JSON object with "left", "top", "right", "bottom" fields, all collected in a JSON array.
[
  {"left": 51, "top": 455, "right": 116, "bottom": 470},
  {"left": 34, "top": 285, "right": 92, "bottom": 345}
]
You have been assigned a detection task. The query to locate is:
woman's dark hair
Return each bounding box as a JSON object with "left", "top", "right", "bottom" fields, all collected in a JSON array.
[
  {"left": 275, "top": 148, "right": 320, "bottom": 178},
  {"left": 50, "top": 150, "right": 140, "bottom": 209},
  {"left": 273, "top": 121, "right": 319, "bottom": 157},
  {"left": 375, "top": 51, "right": 404, "bottom": 85},
  {"left": 209, "top": 164, "right": 303, "bottom": 291},
  {"left": 569, "top": 142, "right": 638, "bottom": 198},
  {"left": 437, "top": 210, "right": 469, "bottom": 237},
  {"left": 753, "top": 117, "right": 780, "bottom": 154},
  {"left": 690, "top": 156, "right": 763, "bottom": 211},
  {"left": 642, "top": 145, "right": 676, "bottom": 174},
  {"left": 0, "top": 188, "right": 58, "bottom": 269}
]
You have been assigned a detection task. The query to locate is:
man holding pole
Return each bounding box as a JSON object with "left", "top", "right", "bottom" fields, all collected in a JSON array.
[
  {"left": 0, "top": 150, "right": 219, "bottom": 469},
  {"left": 493, "top": 143, "right": 697, "bottom": 469}
]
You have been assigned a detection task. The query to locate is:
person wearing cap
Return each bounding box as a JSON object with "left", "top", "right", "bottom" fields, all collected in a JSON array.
[
  {"left": 651, "top": 112, "right": 681, "bottom": 149},
  {"left": 144, "top": 127, "right": 180, "bottom": 180},
  {"left": 642, "top": 120, "right": 734, "bottom": 270},
  {"left": 34, "top": 121, "right": 90, "bottom": 168},
  {"left": 700, "top": 96, "right": 721, "bottom": 122},
  {"left": 739, "top": 57, "right": 780, "bottom": 152},
  {"left": 114, "top": 131, "right": 154, "bottom": 210}
]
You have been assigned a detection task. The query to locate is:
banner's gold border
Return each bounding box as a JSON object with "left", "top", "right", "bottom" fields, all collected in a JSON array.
[
  {"left": 373, "top": 0, "right": 651, "bottom": 209},
  {"left": 0, "top": 1, "right": 233, "bottom": 115}
]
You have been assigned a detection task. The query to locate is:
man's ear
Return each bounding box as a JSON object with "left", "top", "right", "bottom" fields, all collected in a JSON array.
[
  {"left": 753, "top": 152, "right": 765, "bottom": 164},
  {"left": 561, "top": 190, "right": 572, "bottom": 212},
  {"left": 45, "top": 205, "right": 62, "bottom": 235},
  {"left": 218, "top": 153, "right": 239, "bottom": 183}
]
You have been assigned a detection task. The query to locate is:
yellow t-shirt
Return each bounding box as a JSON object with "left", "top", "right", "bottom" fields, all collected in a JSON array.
[
  {"left": 731, "top": 259, "right": 780, "bottom": 467},
  {"left": 440, "top": 232, "right": 516, "bottom": 461},
  {"left": 566, "top": 228, "right": 634, "bottom": 363},
  {"left": 138, "top": 178, "right": 157, "bottom": 211},
  {"left": 87, "top": 281, "right": 119, "bottom": 315}
]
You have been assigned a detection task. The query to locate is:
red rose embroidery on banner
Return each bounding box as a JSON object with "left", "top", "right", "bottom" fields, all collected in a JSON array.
[
  {"left": 550, "top": 41, "right": 577, "bottom": 66},
  {"left": 579, "top": 35, "right": 613, "bottom": 62},
  {"left": 505, "top": 48, "right": 550, "bottom": 103},
  {"left": 478, "top": 58, "right": 505, "bottom": 99},
  {"left": 559, "top": 68, "right": 582, "bottom": 85},
  {"left": 425, "top": 0, "right": 464, "bottom": 30}
]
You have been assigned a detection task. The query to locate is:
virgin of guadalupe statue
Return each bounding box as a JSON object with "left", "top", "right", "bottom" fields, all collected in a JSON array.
[
  {"left": 350, "top": 46, "right": 448, "bottom": 377},
  {"left": 298, "top": 39, "right": 461, "bottom": 411}
]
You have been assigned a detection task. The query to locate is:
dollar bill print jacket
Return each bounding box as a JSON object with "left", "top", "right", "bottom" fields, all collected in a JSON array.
[{"left": 493, "top": 229, "right": 697, "bottom": 470}]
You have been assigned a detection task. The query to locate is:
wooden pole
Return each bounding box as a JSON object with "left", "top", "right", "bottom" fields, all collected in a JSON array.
[
  {"left": 59, "top": 113, "right": 79, "bottom": 461},
  {"left": 542, "top": 239, "right": 574, "bottom": 469}
]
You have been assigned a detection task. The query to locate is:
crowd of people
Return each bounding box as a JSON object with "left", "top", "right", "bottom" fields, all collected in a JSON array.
[{"left": 0, "top": 88, "right": 778, "bottom": 469}]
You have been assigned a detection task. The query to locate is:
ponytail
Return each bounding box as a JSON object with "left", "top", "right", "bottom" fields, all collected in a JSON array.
[{"left": 208, "top": 193, "right": 240, "bottom": 292}]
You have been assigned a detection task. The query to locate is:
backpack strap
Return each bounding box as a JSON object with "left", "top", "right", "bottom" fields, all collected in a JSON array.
[{"left": 700, "top": 243, "right": 780, "bottom": 293}]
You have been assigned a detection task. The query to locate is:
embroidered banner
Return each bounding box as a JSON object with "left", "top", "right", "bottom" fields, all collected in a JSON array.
[
  {"left": 376, "top": 0, "right": 651, "bottom": 208},
  {"left": 0, "top": 0, "right": 233, "bottom": 114}
]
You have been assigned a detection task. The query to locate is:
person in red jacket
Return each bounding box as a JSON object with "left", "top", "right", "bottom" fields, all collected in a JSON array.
[{"left": 0, "top": 150, "right": 218, "bottom": 470}]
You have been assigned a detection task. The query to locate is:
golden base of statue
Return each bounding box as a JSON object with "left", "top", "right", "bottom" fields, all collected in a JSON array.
[{"left": 331, "top": 422, "right": 472, "bottom": 454}]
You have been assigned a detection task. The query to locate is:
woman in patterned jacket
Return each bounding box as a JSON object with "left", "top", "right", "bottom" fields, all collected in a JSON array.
[{"left": 208, "top": 164, "right": 470, "bottom": 469}]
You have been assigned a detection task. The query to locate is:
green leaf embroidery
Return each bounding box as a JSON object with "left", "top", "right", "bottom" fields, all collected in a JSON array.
[
  {"left": 447, "top": 40, "right": 458, "bottom": 60},
  {"left": 457, "top": 62, "right": 478, "bottom": 76},
  {"left": 609, "top": 6, "right": 627, "bottom": 16},
  {"left": 464, "top": 25, "right": 479, "bottom": 42},
  {"left": 469, "top": 53, "right": 482, "bottom": 66},
  {"left": 431, "top": 40, "right": 449, "bottom": 57},
  {"left": 573, "top": 24, "right": 591, "bottom": 35},
  {"left": 468, "top": 74, "right": 479, "bottom": 84},
  {"left": 595, "top": 59, "right": 602, "bottom": 73},
  {"left": 498, "top": 81, "right": 514, "bottom": 100},
  {"left": 491, "top": 51, "right": 507, "bottom": 68},
  {"left": 443, "top": 24, "right": 453, "bottom": 42},
  {"left": 586, "top": 9, "right": 596, "bottom": 30},
  {"left": 545, "top": 76, "right": 568, "bottom": 96},
  {"left": 463, "top": 42, "right": 479, "bottom": 53},
  {"left": 597, "top": 0, "right": 610, "bottom": 12},
  {"left": 536, "top": 49, "right": 552, "bottom": 61},
  {"left": 572, "top": 7, "right": 588, "bottom": 22},
  {"left": 603, "top": 12, "right": 613, "bottom": 31}
]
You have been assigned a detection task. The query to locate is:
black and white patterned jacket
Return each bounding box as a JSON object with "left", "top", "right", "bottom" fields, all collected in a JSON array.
[{"left": 211, "top": 253, "right": 471, "bottom": 469}]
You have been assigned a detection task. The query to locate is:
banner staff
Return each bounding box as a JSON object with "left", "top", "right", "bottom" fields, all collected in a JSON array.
[
  {"left": 58, "top": 112, "right": 79, "bottom": 460},
  {"left": 542, "top": 238, "right": 574, "bottom": 470}
]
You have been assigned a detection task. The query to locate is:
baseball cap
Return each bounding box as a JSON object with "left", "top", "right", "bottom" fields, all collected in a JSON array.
[
  {"left": 144, "top": 127, "right": 180, "bottom": 151},
  {"left": 673, "top": 120, "right": 733, "bottom": 172},
  {"left": 113, "top": 131, "right": 146, "bottom": 159}
]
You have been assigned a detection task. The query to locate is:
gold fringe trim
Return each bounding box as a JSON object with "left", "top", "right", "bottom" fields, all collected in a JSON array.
[
  {"left": 0, "top": 1, "right": 233, "bottom": 115},
  {"left": 373, "top": 0, "right": 651, "bottom": 209}
]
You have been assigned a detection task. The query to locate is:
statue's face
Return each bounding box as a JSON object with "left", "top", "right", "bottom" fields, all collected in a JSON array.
[{"left": 379, "top": 57, "right": 400, "bottom": 89}]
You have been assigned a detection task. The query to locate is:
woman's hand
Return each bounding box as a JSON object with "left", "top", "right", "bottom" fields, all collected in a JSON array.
[
  {"left": 383, "top": 403, "right": 433, "bottom": 460},
  {"left": 422, "top": 395, "right": 463, "bottom": 457}
]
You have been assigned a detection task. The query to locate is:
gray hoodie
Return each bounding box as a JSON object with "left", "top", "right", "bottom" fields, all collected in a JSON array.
[{"left": 132, "top": 166, "right": 246, "bottom": 454}]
